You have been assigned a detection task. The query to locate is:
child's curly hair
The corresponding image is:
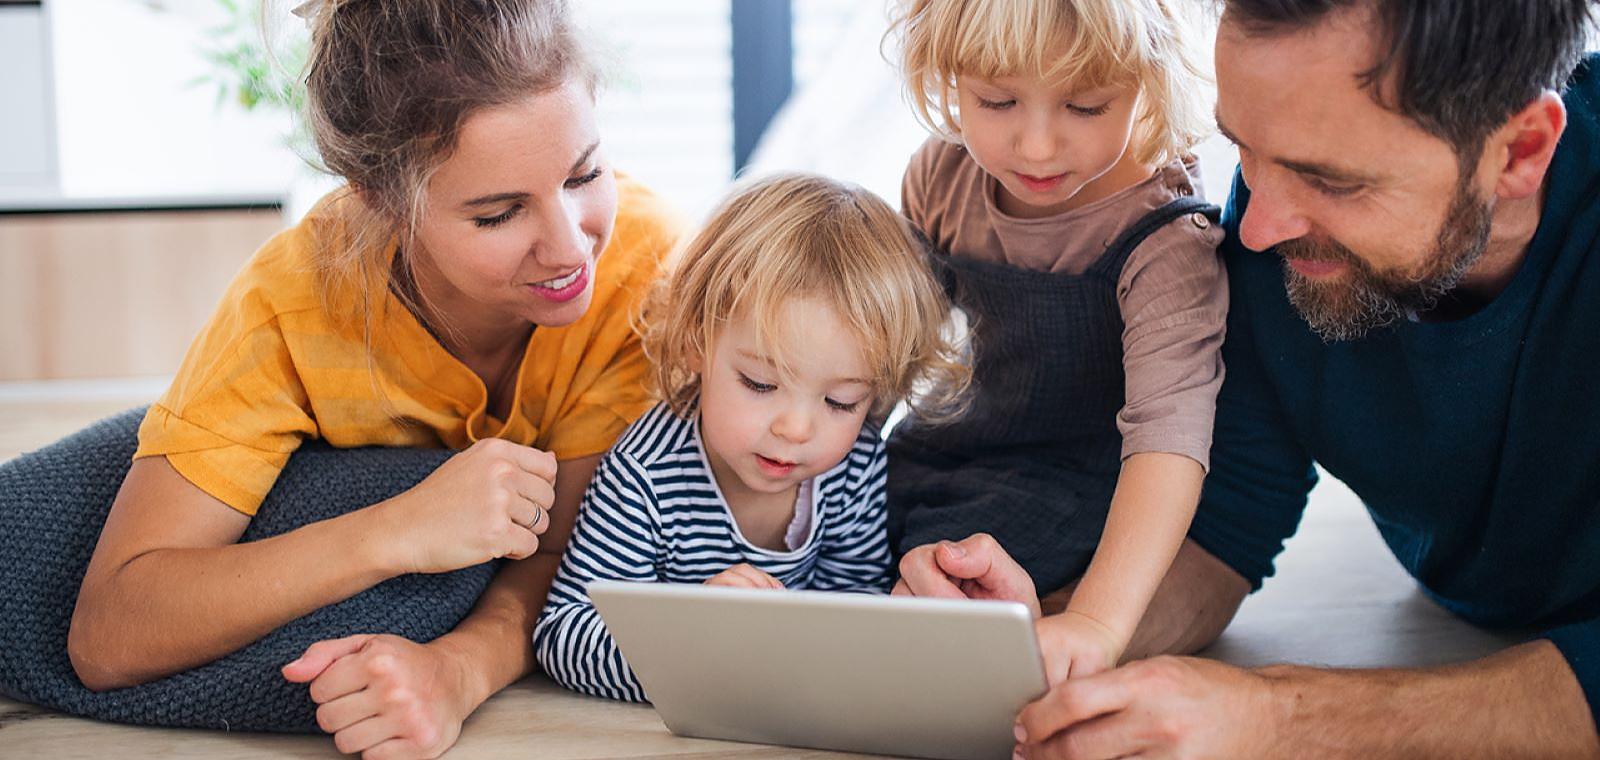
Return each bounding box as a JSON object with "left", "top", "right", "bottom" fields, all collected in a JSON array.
[{"left": 641, "top": 172, "right": 970, "bottom": 424}]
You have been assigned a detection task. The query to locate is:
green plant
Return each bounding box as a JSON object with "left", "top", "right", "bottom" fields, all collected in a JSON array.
[{"left": 193, "top": 0, "right": 307, "bottom": 114}]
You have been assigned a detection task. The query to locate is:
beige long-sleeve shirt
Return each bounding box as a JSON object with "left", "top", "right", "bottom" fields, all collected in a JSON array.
[{"left": 902, "top": 137, "right": 1228, "bottom": 469}]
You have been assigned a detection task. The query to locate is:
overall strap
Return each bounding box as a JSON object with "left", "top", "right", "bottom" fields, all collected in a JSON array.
[{"left": 1089, "top": 195, "right": 1222, "bottom": 277}]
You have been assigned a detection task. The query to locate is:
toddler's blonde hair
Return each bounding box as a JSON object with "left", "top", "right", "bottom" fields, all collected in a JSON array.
[
  {"left": 643, "top": 172, "right": 969, "bottom": 423},
  {"left": 889, "top": 0, "right": 1213, "bottom": 166}
]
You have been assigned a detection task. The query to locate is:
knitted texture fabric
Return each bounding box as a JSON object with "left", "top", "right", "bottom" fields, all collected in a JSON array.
[{"left": 0, "top": 407, "right": 495, "bottom": 732}]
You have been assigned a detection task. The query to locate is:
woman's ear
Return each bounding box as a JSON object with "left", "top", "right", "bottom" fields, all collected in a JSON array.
[{"left": 1491, "top": 91, "right": 1567, "bottom": 201}]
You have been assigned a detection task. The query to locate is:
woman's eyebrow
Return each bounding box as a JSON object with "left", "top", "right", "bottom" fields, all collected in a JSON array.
[{"left": 459, "top": 141, "right": 602, "bottom": 209}]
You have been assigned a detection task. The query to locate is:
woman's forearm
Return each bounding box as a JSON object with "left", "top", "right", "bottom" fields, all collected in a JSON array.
[
  {"left": 427, "top": 452, "right": 604, "bottom": 708},
  {"left": 70, "top": 460, "right": 407, "bottom": 690},
  {"left": 429, "top": 553, "right": 562, "bottom": 709}
]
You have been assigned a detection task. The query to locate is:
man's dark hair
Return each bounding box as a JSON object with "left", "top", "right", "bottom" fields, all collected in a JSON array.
[{"left": 1222, "top": 0, "right": 1595, "bottom": 163}]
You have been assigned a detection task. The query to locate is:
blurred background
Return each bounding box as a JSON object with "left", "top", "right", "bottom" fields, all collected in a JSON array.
[{"left": 0, "top": 0, "right": 1235, "bottom": 393}]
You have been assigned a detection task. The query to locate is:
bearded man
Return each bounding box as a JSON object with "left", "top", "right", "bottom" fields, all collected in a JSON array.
[{"left": 896, "top": 0, "right": 1600, "bottom": 756}]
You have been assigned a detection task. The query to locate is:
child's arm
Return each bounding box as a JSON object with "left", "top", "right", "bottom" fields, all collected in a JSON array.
[
  {"left": 532, "top": 452, "right": 661, "bottom": 703},
  {"left": 1039, "top": 452, "right": 1204, "bottom": 682},
  {"left": 1035, "top": 206, "right": 1227, "bottom": 680},
  {"left": 808, "top": 437, "right": 893, "bottom": 594}
]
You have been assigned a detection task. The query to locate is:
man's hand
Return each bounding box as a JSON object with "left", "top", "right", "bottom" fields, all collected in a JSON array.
[
  {"left": 891, "top": 534, "right": 1042, "bottom": 619},
  {"left": 1013, "top": 655, "right": 1280, "bottom": 760}
]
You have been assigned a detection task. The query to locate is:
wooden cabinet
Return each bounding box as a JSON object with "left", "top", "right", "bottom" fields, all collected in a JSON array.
[{"left": 0, "top": 204, "right": 286, "bottom": 380}]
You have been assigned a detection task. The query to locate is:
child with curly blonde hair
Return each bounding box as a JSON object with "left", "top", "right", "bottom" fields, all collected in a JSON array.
[
  {"left": 886, "top": 0, "right": 1228, "bottom": 684},
  {"left": 534, "top": 172, "right": 968, "bottom": 702}
]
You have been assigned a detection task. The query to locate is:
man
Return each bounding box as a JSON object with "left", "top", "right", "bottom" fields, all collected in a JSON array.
[{"left": 895, "top": 1, "right": 1600, "bottom": 756}]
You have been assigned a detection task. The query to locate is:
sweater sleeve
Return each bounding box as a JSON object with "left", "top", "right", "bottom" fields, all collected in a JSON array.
[
  {"left": 1186, "top": 171, "right": 1319, "bottom": 590},
  {"left": 532, "top": 451, "right": 661, "bottom": 702}
]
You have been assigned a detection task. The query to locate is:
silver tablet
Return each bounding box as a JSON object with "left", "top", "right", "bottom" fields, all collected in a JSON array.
[{"left": 587, "top": 580, "right": 1048, "bottom": 760}]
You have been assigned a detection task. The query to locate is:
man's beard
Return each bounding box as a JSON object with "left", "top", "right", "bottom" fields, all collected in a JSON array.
[{"left": 1278, "top": 180, "right": 1494, "bottom": 342}]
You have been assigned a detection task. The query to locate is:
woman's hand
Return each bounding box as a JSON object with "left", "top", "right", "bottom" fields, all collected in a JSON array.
[
  {"left": 705, "top": 563, "right": 785, "bottom": 590},
  {"left": 283, "top": 634, "right": 475, "bottom": 760},
  {"left": 380, "top": 438, "right": 557, "bottom": 574}
]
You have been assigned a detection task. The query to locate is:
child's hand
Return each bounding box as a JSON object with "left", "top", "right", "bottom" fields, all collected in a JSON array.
[
  {"left": 1035, "top": 610, "right": 1126, "bottom": 684},
  {"left": 705, "top": 563, "right": 785, "bottom": 590}
]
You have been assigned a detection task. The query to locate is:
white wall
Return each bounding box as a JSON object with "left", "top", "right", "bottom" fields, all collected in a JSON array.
[
  {"left": 23, "top": 0, "right": 740, "bottom": 221},
  {"left": 49, "top": 0, "right": 298, "bottom": 200},
  {"left": 0, "top": 3, "right": 60, "bottom": 197}
]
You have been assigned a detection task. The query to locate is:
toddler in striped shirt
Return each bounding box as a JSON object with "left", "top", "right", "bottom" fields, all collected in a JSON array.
[{"left": 534, "top": 172, "right": 970, "bottom": 702}]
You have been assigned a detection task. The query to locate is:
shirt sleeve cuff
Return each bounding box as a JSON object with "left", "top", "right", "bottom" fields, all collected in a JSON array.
[{"left": 1546, "top": 618, "right": 1600, "bottom": 732}]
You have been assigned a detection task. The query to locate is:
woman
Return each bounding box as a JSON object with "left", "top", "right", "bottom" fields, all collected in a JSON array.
[{"left": 65, "top": 1, "right": 683, "bottom": 757}]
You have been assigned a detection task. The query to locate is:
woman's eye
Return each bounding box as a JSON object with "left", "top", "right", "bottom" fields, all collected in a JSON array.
[
  {"left": 565, "top": 166, "right": 604, "bottom": 189},
  {"left": 738, "top": 374, "right": 776, "bottom": 393},
  {"left": 473, "top": 207, "right": 519, "bottom": 229}
]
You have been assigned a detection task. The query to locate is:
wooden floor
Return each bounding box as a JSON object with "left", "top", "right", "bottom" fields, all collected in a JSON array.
[{"left": 0, "top": 388, "right": 1520, "bottom": 759}]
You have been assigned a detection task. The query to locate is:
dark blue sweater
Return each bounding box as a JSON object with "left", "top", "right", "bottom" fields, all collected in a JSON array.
[{"left": 1190, "top": 55, "right": 1600, "bottom": 723}]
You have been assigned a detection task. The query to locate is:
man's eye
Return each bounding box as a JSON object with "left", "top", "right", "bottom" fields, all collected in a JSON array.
[{"left": 1307, "top": 177, "right": 1362, "bottom": 198}]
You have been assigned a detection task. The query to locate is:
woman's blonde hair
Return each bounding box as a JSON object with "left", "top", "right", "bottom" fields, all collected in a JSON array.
[
  {"left": 642, "top": 172, "right": 970, "bottom": 423},
  {"left": 888, "top": 0, "right": 1214, "bottom": 166},
  {"left": 294, "top": 0, "right": 598, "bottom": 330}
]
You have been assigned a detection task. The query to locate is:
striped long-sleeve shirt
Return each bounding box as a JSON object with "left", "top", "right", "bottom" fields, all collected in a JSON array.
[{"left": 533, "top": 402, "right": 892, "bottom": 702}]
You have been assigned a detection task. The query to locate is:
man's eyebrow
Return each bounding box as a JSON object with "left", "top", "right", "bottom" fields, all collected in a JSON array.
[
  {"left": 1215, "top": 113, "right": 1245, "bottom": 149},
  {"left": 460, "top": 141, "right": 602, "bottom": 209},
  {"left": 1215, "top": 111, "right": 1378, "bottom": 185}
]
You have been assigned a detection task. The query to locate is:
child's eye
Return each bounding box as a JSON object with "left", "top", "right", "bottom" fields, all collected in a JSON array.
[
  {"left": 824, "top": 397, "right": 862, "bottom": 413},
  {"left": 1067, "top": 102, "right": 1111, "bottom": 117},
  {"left": 976, "top": 97, "right": 1015, "bottom": 110},
  {"left": 738, "top": 373, "right": 776, "bottom": 394},
  {"left": 565, "top": 166, "right": 604, "bottom": 189},
  {"left": 473, "top": 206, "right": 520, "bottom": 229}
]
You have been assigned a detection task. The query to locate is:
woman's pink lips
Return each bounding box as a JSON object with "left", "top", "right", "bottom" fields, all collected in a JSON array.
[
  {"left": 1286, "top": 258, "right": 1348, "bottom": 279},
  {"left": 526, "top": 263, "right": 589, "bottom": 303},
  {"left": 1016, "top": 171, "right": 1068, "bottom": 193},
  {"left": 756, "top": 455, "right": 797, "bottom": 478}
]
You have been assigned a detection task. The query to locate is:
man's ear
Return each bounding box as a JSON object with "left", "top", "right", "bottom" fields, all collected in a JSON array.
[{"left": 1491, "top": 91, "right": 1567, "bottom": 201}]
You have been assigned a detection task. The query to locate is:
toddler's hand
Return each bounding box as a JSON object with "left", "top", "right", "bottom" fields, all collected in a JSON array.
[
  {"left": 1035, "top": 610, "right": 1126, "bottom": 685},
  {"left": 705, "top": 563, "right": 785, "bottom": 590}
]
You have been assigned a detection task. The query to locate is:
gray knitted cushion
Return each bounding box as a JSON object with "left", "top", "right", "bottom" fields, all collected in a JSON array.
[{"left": 0, "top": 407, "right": 496, "bottom": 732}]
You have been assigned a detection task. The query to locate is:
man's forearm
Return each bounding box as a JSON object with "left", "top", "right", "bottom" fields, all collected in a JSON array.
[
  {"left": 1259, "top": 640, "right": 1598, "bottom": 759},
  {"left": 1044, "top": 538, "right": 1250, "bottom": 660}
]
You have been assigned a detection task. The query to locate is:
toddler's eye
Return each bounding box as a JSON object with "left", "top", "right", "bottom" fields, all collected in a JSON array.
[
  {"left": 739, "top": 373, "right": 776, "bottom": 393},
  {"left": 825, "top": 397, "right": 862, "bottom": 413}
]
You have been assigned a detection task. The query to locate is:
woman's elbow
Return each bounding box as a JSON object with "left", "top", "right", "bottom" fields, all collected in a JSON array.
[{"left": 67, "top": 599, "right": 144, "bottom": 692}]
